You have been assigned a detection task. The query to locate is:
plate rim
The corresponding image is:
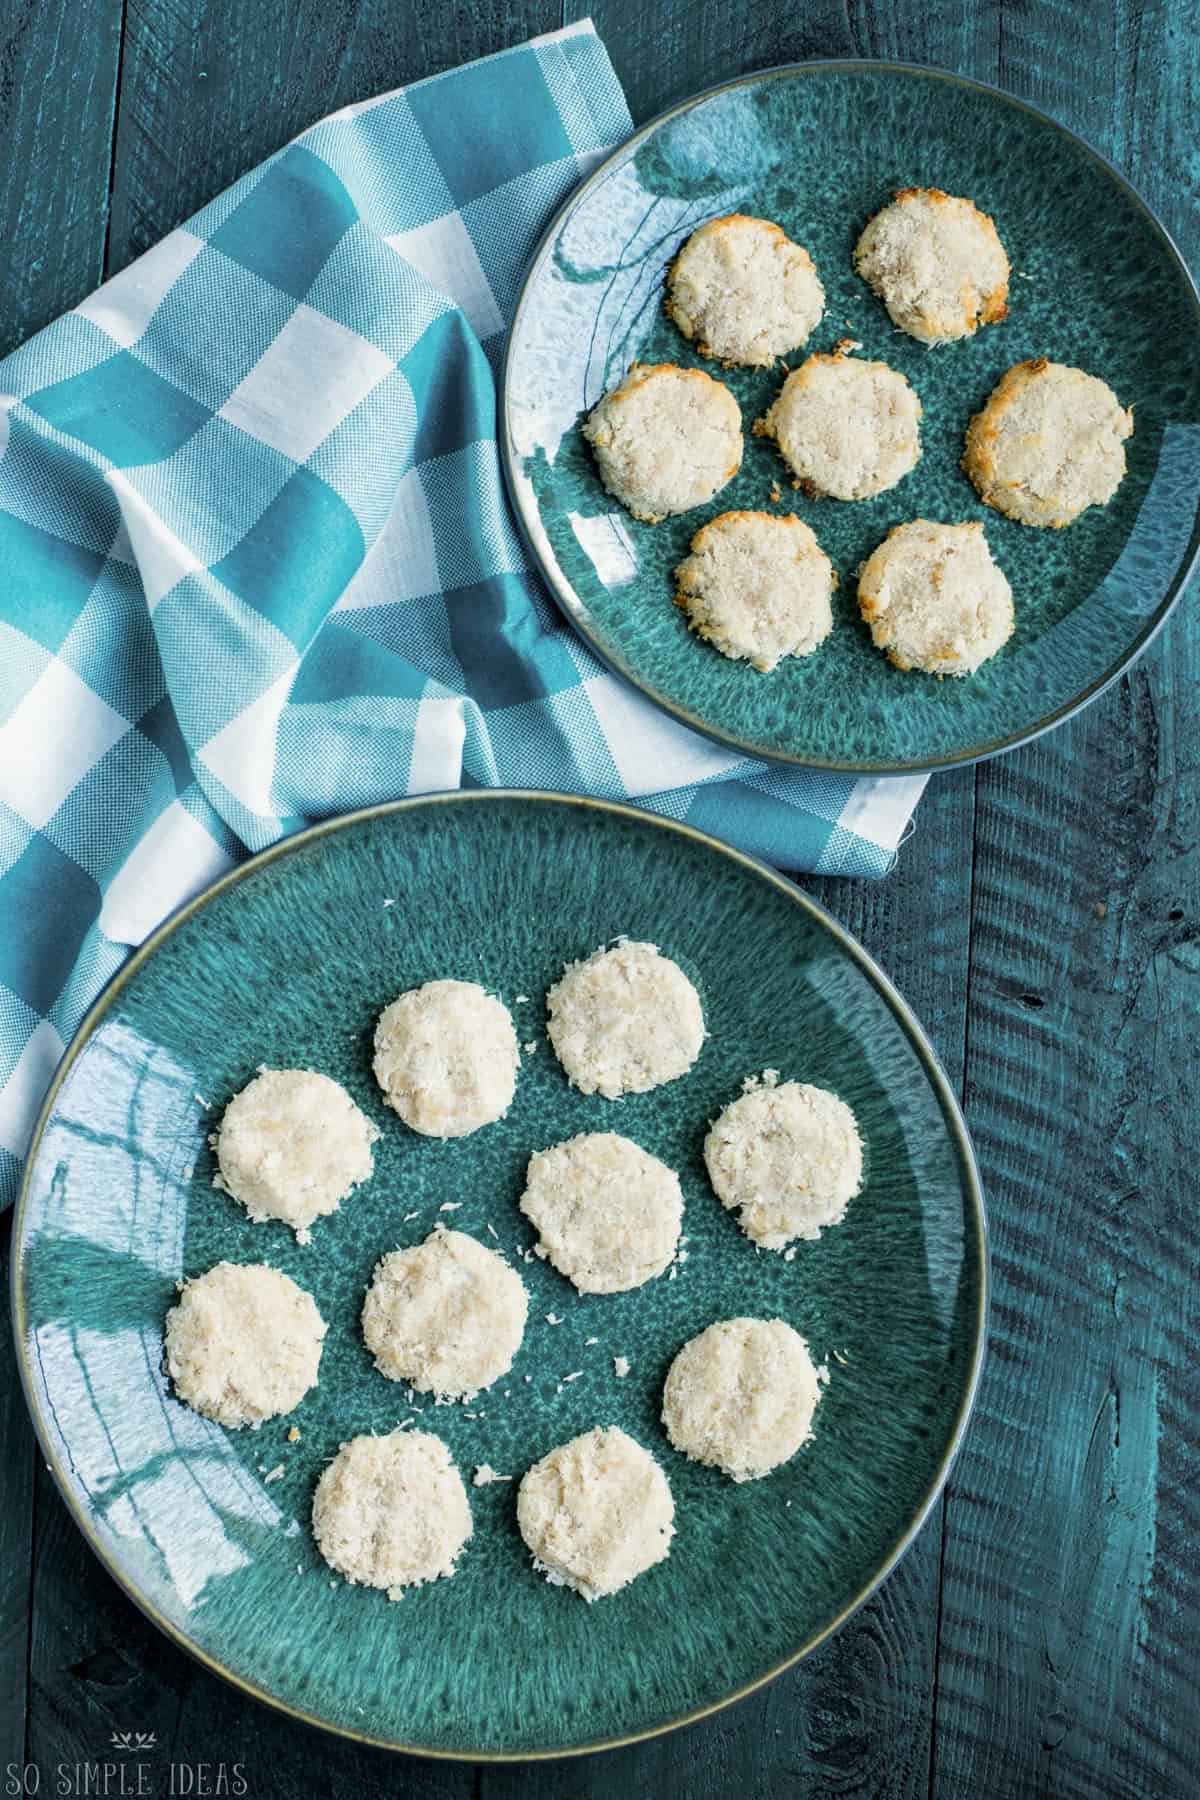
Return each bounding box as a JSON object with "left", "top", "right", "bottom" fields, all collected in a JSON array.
[
  {"left": 500, "top": 56, "right": 1200, "bottom": 777},
  {"left": 10, "top": 789, "right": 989, "bottom": 1761}
]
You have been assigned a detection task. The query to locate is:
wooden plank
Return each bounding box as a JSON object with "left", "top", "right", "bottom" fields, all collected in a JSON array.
[
  {"left": 567, "top": 0, "right": 1000, "bottom": 126},
  {"left": 480, "top": 768, "right": 976, "bottom": 1799},
  {"left": 104, "top": 0, "right": 559, "bottom": 275},
  {"left": 0, "top": 1221, "right": 36, "bottom": 1770},
  {"left": 930, "top": 0, "right": 1200, "bottom": 1792},
  {"left": 935, "top": 632, "right": 1200, "bottom": 1800},
  {"left": 0, "top": 0, "right": 123, "bottom": 353}
]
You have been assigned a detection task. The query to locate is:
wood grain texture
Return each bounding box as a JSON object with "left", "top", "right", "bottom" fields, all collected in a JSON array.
[
  {"left": 927, "top": 0, "right": 1200, "bottom": 1792},
  {"left": 0, "top": 1220, "right": 36, "bottom": 1770},
  {"left": 0, "top": 0, "right": 122, "bottom": 353},
  {"left": 6, "top": 0, "right": 1197, "bottom": 1791},
  {"left": 104, "top": 0, "right": 558, "bottom": 274}
]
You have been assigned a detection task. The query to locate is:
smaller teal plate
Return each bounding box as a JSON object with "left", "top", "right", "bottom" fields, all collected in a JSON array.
[
  {"left": 13, "top": 794, "right": 985, "bottom": 1758},
  {"left": 503, "top": 62, "right": 1200, "bottom": 773}
]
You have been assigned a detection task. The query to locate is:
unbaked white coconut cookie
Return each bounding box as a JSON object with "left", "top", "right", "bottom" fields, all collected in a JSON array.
[
  {"left": 963, "top": 358, "right": 1133, "bottom": 528},
  {"left": 674, "top": 510, "right": 836, "bottom": 672},
  {"left": 704, "top": 1072, "right": 863, "bottom": 1250},
  {"left": 312, "top": 1429, "right": 472, "bottom": 1598},
  {"left": 661, "top": 1316, "right": 824, "bottom": 1482},
  {"left": 362, "top": 1227, "right": 528, "bottom": 1399},
  {"left": 546, "top": 940, "right": 705, "bottom": 1099},
  {"left": 517, "top": 1426, "right": 675, "bottom": 1601},
  {"left": 582, "top": 362, "right": 742, "bottom": 523},
  {"left": 854, "top": 187, "right": 1010, "bottom": 343},
  {"left": 373, "top": 979, "right": 519, "bottom": 1139},
  {"left": 857, "top": 519, "right": 1014, "bottom": 676},
  {"left": 755, "top": 349, "right": 922, "bottom": 501},
  {"left": 212, "top": 1068, "right": 378, "bottom": 1242},
  {"left": 164, "top": 1261, "right": 326, "bottom": 1429},
  {"left": 519, "top": 1132, "right": 683, "bottom": 1294},
  {"left": 667, "top": 213, "right": 825, "bottom": 367}
]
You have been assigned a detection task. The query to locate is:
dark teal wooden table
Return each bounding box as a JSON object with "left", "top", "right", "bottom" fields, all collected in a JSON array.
[{"left": 2, "top": 2, "right": 1197, "bottom": 1793}]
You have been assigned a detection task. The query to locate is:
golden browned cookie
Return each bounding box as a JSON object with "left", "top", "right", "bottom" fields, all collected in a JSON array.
[
  {"left": 857, "top": 519, "right": 1014, "bottom": 676},
  {"left": 963, "top": 359, "right": 1133, "bottom": 527},
  {"left": 583, "top": 363, "right": 742, "bottom": 522},
  {"left": 854, "top": 187, "right": 1010, "bottom": 342},
  {"left": 667, "top": 213, "right": 825, "bottom": 367},
  {"left": 755, "top": 349, "right": 922, "bottom": 501},
  {"left": 673, "top": 510, "right": 835, "bottom": 672}
]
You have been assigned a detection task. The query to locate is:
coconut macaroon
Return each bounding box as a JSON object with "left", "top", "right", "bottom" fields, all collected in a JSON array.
[
  {"left": 373, "top": 979, "right": 519, "bottom": 1139},
  {"left": 546, "top": 939, "right": 705, "bottom": 1099},
  {"left": 520, "top": 1132, "right": 684, "bottom": 1294},
  {"left": 517, "top": 1426, "right": 675, "bottom": 1601},
  {"left": 662, "top": 1317, "right": 824, "bottom": 1482},
  {"left": 755, "top": 348, "right": 922, "bottom": 501},
  {"left": 667, "top": 213, "right": 825, "bottom": 368},
  {"left": 857, "top": 519, "right": 1014, "bottom": 676},
  {"left": 674, "top": 510, "right": 836, "bottom": 672},
  {"left": 164, "top": 1262, "right": 326, "bottom": 1429},
  {"left": 705, "top": 1072, "right": 863, "bottom": 1250},
  {"left": 582, "top": 363, "right": 742, "bottom": 523},
  {"left": 211, "top": 1068, "right": 378, "bottom": 1243},
  {"left": 362, "top": 1227, "right": 528, "bottom": 1400},
  {"left": 963, "top": 358, "right": 1134, "bottom": 528},
  {"left": 312, "top": 1430, "right": 472, "bottom": 1599},
  {"left": 854, "top": 187, "right": 1010, "bottom": 343}
]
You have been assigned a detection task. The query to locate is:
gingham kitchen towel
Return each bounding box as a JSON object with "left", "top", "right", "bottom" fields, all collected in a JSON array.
[{"left": 0, "top": 21, "right": 926, "bottom": 1202}]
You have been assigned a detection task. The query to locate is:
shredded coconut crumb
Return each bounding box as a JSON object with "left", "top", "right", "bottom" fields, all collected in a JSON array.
[
  {"left": 783, "top": 1247, "right": 797, "bottom": 1263},
  {"left": 522, "top": 1041, "right": 537, "bottom": 1055},
  {"left": 562, "top": 1370, "right": 583, "bottom": 1383},
  {"left": 486, "top": 1223, "right": 500, "bottom": 1240},
  {"left": 382, "top": 898, "right": 395, "bottom": 908},
  {"left": 403, "top": 1211, "right": 419, "bottom": 1221},
  {"left": 585, "top": 1336, "right": 599, "bottom": 1346},
  {"left": 515, "top": 994, "right": 530, "bottom": 1004},
  {"left": 473, "top": 1464, "right": 512, "bottom": 1487},
  {"left": 263, "top": 1464, "right": 285, "bottom": 1484},
  {"left": 287, "top": 1427, "right": 301, "bottom": 1443},
  {"left": 614, "top": 1356, "right": 630, "bottom": 1378},
  {"left": 546, "top": 1312, "right": 563, "bottom": 1325},
  {"left": 193, "top": 1093, "right": 210, "bottom": 1109},
  {"left": 438, "top": 1202, "right": 463, "bottom": 1212}
]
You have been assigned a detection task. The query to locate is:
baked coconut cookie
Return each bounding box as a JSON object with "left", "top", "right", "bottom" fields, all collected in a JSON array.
[
  {"left": 854, "top": 187, "right": 1010, "bottom": 343},
  {"left": 857, "top": 519, "right": 1014, "bottom": 676},
  {"left": 755, "top": 347, "right": 922, "bottom": 501},
  {"left": 674, "top": 510, "right": 835, "bottom": 672},
  {"left": 583, "top": 363, "right": 742, "bottom": 522},
  {"left": 963, "top": 358, "right": 1133, "bottom": 527},
  {"left": 667, "top": 213, "right": 825, "bottom": 367}
]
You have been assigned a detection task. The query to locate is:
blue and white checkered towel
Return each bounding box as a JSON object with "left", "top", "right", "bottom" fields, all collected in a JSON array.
[{"left": 0, "top": 21, "right": 926, "bottom": 1202}]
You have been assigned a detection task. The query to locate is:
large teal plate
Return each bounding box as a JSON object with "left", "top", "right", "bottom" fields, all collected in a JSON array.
[
  {"left": 503, "top": 62, "right": 1200, "bottom": 773},
  {"left": 12, "top": 794, "right": 985, "bottom": 1758}
]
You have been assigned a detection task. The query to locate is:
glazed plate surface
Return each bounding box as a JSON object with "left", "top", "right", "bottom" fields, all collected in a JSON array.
[
  {"left": 14, "top": 794, "right": 985, "bottom": 1756},
  {"left": 503, "top": 62, "right": 1200, "bottom": 771}
]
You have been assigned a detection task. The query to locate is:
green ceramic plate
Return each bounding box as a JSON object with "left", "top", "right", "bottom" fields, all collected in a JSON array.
[
  {"left": 13, "top": 793, "right": 985, "bottom": 1758},
  {"left": 503, "top": 62, "right": 1200, "bottom": 773}
]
